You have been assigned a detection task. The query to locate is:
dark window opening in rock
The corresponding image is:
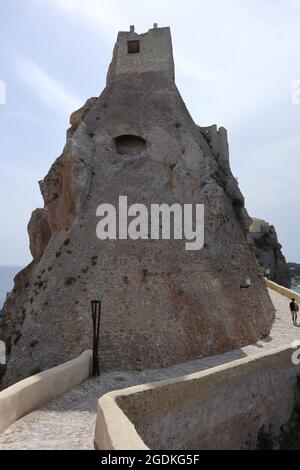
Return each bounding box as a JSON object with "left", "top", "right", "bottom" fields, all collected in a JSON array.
[
  {"left": 127, "top": 40, "right": 140, "bottom": 54},
  {"left": 114, "top": 135, "right": 147, "bottom": 155}
]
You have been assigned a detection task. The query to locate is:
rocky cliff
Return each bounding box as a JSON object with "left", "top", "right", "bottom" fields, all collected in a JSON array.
[
  {"left": 247, "top": 218, "right": 291, "bottom": 288},
  {"left": 0, "top": 26, "right": 275, "bottom": 387}
]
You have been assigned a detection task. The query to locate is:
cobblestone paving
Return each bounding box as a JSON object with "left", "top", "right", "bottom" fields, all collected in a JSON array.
[{"left": 0, "top": 289, "right": 299, "bottom": 450}]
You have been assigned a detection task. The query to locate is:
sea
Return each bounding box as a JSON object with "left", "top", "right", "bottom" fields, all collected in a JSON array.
[
  {"left": 0, "top": 266, "right": 23, "bottom": 311},
  {"left": 293, "top": 287, "right": 300, "bottom": 294}
]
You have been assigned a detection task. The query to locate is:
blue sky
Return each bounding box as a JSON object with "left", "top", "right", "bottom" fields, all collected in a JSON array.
[{"left": 0, "top": 0, "right": 300, "bottom": 265}]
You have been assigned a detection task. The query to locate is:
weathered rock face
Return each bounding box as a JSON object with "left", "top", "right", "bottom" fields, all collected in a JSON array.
[
  {"left": 0, "top": 262, "right": 35, "bottom": 373},
  {"left": 28, "top": 209, "right": 51, "bottom": 261},
  {"left": 0, "top": 26, "right": 275, "bottom": 387},
  {"left": 247, "top": 218, "right": 291, "bottom": 288}
]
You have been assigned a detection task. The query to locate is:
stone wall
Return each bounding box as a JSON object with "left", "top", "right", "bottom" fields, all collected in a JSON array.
[
  {"left": 95, "top": 347, "right": 300, "bottom": 450},
  {"left": 266, "top": 279, "right": 300, "bottom": 303},
  {"left": 0, "top": 350, "right": 92, "bottom": 434},
  {"left": 107, "top": 26, "right": 175, "bottom": 83}
]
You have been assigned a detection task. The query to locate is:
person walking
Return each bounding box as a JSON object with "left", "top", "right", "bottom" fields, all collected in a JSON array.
[{"left": 290, "top": 298, "right": 299, "bottom": 326}]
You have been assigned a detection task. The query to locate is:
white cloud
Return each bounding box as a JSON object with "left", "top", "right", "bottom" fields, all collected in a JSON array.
[
  {"left": 16, "top": 58, "right": 82, "bottom": 115},
  {"left": 10, "top": 110, "right": 45, "bottom": 126},
  {"left": 51, "top": 0, "right": 127, "bottom": 36},
  {"left": 175, "top": 56, "right": 218, "bottom": 84}
]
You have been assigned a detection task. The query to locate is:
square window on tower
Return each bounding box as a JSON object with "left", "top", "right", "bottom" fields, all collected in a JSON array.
[{"left": 127, "top": 40, "right": 140, "bottom": 54}]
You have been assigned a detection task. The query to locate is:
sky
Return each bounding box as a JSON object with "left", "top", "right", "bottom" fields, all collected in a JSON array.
[{"left": 0, "top": 0, "right": 300, "bottom": 266}]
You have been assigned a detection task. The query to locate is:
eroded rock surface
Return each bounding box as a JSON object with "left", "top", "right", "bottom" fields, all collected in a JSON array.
[
  {"left": 0, "top": 26, "right": 275, "bottom": 388},
  {"left": 247, "top": 218, "right": 291, "bottom": 288},
  {"left": 28, "top": 209, "right": 51, "bottom": 261}
]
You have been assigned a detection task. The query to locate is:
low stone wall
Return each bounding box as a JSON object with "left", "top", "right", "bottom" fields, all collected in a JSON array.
[
  {"left": 95, "top": 347, "right": 300, "bottom": 450},
  {"left": 95, "top": 393, "right": 149, "bottom": 450},
  {"left": 0, "top": 350, "right": 92, "bottom": 434},
  {"left": 266, "top": 279, "right": 300, "bottom": 303}
]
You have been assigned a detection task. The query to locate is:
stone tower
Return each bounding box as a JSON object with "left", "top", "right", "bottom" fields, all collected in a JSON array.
[{"left": 1, "top": 26, "right": 275, "bottom": 387}]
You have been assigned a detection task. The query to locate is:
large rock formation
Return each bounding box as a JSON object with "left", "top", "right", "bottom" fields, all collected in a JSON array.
[
  {"left": 247, "top": 218, "right": 291, "bottom": 288},
  {"left": 0, "top": 26, "right": 275, "bottom": 387}
]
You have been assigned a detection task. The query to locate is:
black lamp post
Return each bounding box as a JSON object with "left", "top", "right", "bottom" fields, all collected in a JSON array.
[{"left": 91, "top": 300, "right": 101, "bottom": 377}]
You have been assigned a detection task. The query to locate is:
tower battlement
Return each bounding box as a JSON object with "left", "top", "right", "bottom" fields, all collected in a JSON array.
[{"left": 107, "top": 25, "right": 175, "bottom": 83}]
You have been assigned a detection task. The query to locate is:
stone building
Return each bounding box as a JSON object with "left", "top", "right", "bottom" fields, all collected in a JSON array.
[{"left": 0, "top": 25, "right": 275, "bottom": 387}]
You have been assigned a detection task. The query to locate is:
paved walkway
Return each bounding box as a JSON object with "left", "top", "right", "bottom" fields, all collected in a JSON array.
[{"left": 0, "top": 289, "right": 299, "bottom": 450}]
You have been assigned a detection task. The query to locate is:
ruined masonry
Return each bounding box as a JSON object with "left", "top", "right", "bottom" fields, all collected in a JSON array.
[{"left": 0, "top": 26, "right": 275, "bottom": 387}]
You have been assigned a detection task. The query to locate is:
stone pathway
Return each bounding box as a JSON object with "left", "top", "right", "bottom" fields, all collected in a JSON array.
[{"left": 0, "top": 289, "right": 299, "bottom": 450}]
